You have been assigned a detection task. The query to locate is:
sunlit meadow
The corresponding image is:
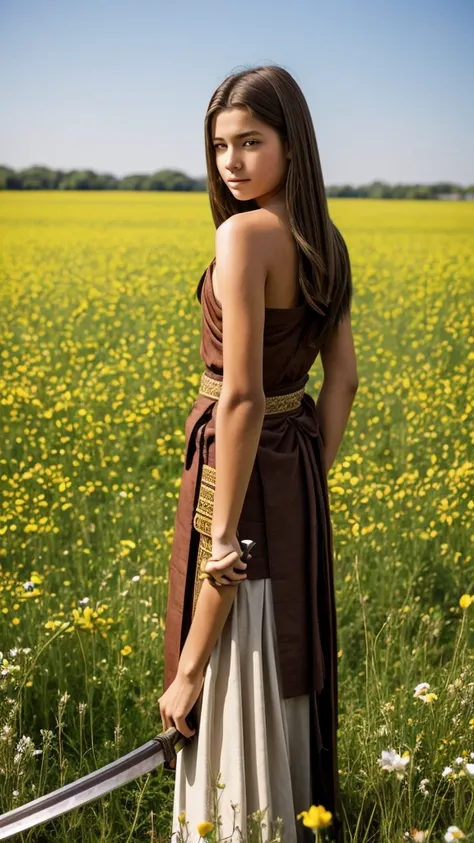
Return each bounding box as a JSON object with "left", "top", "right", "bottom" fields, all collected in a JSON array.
[{"left": 0, "top": 192, "right": 473, "bottom": 842}]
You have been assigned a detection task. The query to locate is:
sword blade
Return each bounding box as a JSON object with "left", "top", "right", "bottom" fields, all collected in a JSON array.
[{"left": 0, "top": 728, "right": 187, "bottom": 840}]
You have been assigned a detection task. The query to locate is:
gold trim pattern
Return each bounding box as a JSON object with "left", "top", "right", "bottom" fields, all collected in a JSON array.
[
  {"left": 192, "top": 464, "right": 220, "bottom": 619},
  {"left": 199, "top": 371, "right": 304, "bottom": 414},
  {"left": 191, "top": 375, "right": 305, "bottom": 616}
]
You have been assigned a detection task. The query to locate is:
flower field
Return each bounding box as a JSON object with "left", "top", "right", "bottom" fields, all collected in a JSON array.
[{"left": 0, "top": 191, "right": 473, "bottom": 841}]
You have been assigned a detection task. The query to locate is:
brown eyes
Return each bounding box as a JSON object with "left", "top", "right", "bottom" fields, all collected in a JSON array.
[{"left": 213, "top": 140, "right": 259, "bottom": 150}]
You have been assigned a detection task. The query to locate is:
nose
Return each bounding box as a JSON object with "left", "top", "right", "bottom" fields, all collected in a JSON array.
[{"left": 225, "top": 152, "right": 241, "bottom": 173}]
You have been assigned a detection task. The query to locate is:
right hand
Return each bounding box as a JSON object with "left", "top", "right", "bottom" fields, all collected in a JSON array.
[{"left": 204, "top": 535, "right": 251, "bottom": 585}]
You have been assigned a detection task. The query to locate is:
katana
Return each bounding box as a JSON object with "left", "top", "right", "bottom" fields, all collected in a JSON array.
[
  {"left": 0, "top": 726, "right": 189, "bottom": 839},
  {"left": 0, "top": 538, "right": 256, "bottom": 839}
]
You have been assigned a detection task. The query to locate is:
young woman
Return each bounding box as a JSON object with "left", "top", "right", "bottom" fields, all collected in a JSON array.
[{"left": 158, "top": 64, "right": 357, "bottom": 843}]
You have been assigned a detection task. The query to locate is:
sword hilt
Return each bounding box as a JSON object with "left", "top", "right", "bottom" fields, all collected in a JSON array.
[
  {"left": 238, "top": 538, "right": 256, "bottom": 562},
  {"left": 155, "top": 727, "right": 188, "bottom": 768}
]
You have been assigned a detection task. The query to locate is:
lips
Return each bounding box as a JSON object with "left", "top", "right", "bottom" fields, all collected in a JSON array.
[{"left": 228, "top": 179, "right": 249, "bottom": 183}]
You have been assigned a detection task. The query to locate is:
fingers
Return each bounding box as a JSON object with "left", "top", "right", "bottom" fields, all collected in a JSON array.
[
  {"left": 204, "top": 547, "right": 255, "bottom": 587},
  {"left": 205, "top": 551, "right": 247, "bottom": 581},
  {"left": 159, "top": 705, "right": 195, "bottom": 743},
  {"left": 210, "top": 551, "right": 242, "bottom": 571},
  {"left": 209, "top": 567, "right": 247, "bottom": 585},
  {"left": 232, "top": 557, "right": 249, "bottom": 572},
  {"left": 174, "top": 715, "right": 196, "bottom": 739},
  {"left": 223, "top": 567, "right": 248, "bottom": 583},
  {"left": 158, "top": 701, "right": 167, "bottom": 731}
]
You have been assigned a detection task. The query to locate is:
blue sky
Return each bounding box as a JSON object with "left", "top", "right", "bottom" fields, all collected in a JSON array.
[{"left": 1, "top": 0, "right": 473, "bottom": 184}]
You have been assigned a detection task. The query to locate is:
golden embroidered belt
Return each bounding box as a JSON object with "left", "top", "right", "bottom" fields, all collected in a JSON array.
[
  {"left": 193, "top": 464, "right": 260, "bottom": 612},
  {"left": 193, "top": 463, "right": 221, "bottom": 609},
  {"left": 190, "top": 370, "right": 309, "bottom": 617},
  {"left": 199, "top": 370, "right": 306, "bottom": 414}
]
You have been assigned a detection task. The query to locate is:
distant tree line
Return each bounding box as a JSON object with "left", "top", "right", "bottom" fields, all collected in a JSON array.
[
  {"left": 0, "top": 165, "right": 207, "bottom": 192},
  {"left": 325, "top": 181, "right": 474, "bottom": 200},
  {"left": 0, "top": 165, "right": 473, "bottom": 200}
]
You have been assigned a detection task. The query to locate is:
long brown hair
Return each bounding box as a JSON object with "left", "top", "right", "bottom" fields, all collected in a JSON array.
[{"left": 198, "top": 64, "right": 353, "bottom": 349}]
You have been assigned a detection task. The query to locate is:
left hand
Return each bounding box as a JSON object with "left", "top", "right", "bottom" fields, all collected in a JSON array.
[
  {"left": 157, "top": 667, "right": 205, "bottom": 769},
  {"left": 204, "top": 534, "right": 249, "bottom": 585}
]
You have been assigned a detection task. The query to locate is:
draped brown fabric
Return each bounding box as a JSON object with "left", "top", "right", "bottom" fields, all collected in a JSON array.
[{"left": 162, "top": 259, "right": 344, "bottom": 841}]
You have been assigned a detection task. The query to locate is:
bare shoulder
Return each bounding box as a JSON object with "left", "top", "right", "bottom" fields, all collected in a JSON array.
[
  {"left": 217, "top": 207, "right": 277, "bottom": 232},
  {"left": 214, "top": 211, "right": 269, "bottom": 399},
  {"left": 217, "top": 209, "right": 299, "bottom": 309},
  {"left": 216, "top": 209, "right": 280, "bottom": 265},
  {"left": 214, "top": 211, "right": 268, "bottom": 298}
]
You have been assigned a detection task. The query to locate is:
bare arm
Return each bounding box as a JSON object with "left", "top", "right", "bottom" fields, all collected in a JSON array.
[
  {"left": 178, "top": 577, "right": 240, "bottom": 678},
  {"left": 316, "top": 311, "right": 358, "bottom": 472},
  {"left": 178, "top": 216, "right": 267, "bottom": 679}
]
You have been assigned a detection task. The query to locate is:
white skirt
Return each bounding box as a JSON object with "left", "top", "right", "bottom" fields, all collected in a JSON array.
[{"left": 170, "top": 577, "right": 313, "bottom": 843}]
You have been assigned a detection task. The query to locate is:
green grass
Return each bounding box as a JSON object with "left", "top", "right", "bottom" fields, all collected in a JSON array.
[{"left": 0, "top": 192, "right": 473, "bottom": 842}]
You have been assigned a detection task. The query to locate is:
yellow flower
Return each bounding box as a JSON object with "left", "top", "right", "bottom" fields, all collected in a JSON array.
[
  {"left": 419, "top": 692, "right": 438, "bottom": 704},
  {"left": 459, "top": 594, "right": 471, "bottom": 609},
  {"left": 120, "top": 644, "right": 132, "bottom": 657},
  {"left": 197, "top": 820, "right": 214, "bottom": 837},
  {"left": 177, "top": 811, "right": 186, "bottom": 825},
  {"left": 296, "top": 804, "right": 332, "bottom": 829}
]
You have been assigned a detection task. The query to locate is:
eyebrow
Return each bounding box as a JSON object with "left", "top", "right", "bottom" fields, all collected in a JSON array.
[{"left": 212, "top": 130, "right": 265, "bottom": 141}]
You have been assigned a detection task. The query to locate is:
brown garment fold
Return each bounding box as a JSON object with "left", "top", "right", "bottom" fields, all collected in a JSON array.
[{"left": 162, "top": 259, "right": 343, "bottom": 841}]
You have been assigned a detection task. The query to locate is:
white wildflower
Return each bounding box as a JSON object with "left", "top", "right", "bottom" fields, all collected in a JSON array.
[
  {"left": 414, "top": 682, "right": 430, "bottom": 697},
  {"left": 40, "top": 729, "right": 54, "bottom": 745},
  {"left": 13, "top": 735, "right": 35, "bottom": 764},
  {"left": 377, "top": 748, "right": 410, "bottom": 779},
  {"left": 444, "top": 827, "right": 465, "bottom": 841}
]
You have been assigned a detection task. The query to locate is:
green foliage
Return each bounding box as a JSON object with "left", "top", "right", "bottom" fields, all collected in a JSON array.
[
  {"left": 0, "top": 194, "right": 473, "bottom": 841},
  {"left": 1, "top": 164, "right": 473, "bottom": 197}
]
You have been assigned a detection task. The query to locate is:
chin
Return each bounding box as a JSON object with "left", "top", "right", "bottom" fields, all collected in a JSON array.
[{"left": 230, "top": 185, "right": 259, "bottom": 202}]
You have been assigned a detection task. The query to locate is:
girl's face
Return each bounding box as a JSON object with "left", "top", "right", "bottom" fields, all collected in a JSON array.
[{"left": 211, "top": 107, "right": 290, "bottom": 207}]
